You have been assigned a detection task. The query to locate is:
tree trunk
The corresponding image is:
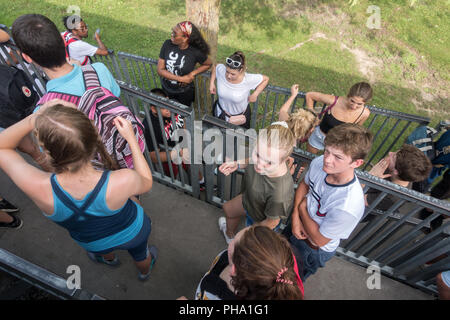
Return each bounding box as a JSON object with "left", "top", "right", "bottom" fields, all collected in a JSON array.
[{"left": 186, "top": 0, "right": 221, "bottom": 63}]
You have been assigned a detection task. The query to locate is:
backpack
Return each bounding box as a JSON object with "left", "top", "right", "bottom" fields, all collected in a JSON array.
[
  {"left": 37, "top": 64, "right": 146, "bottom": 169},
  {"left": 61, "top": 31, "right": 91, "bottom": 66},
  {"left": 0, "top": 64, "right": 38, "bottom": 128},
  {"left": 405, "top": 125, "right": 438, "bottom": 161},
  {"left": 433, "top": 129, "right": 450, "bottom": 167}
]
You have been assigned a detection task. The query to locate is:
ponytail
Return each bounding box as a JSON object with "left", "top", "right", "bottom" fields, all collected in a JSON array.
[
  {"left": 96, "top": 138, "right": 120, "bottom": 171},
  {"left": 187, "top": 23, "right": 210, "bottom": 56}
]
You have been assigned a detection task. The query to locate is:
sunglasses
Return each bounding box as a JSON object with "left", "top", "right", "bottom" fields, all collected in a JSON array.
[{"left": 226, "top": 57, "right": 242, "bottom": 69}]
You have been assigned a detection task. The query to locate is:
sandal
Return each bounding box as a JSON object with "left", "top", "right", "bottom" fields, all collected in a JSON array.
[
  {"left": 87, "top": 251, "right": 121, "bottom": 267},
  {"left": 138, "top": 246, "right": 158, "bottom": 281}
]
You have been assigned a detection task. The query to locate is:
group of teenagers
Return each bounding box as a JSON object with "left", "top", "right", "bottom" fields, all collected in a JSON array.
[{"left": 0, "top": 14, "right": 446, "bottom": 300}]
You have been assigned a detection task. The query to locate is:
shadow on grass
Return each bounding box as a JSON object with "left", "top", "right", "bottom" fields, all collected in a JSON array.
[{"left": 2, "top": 1, "right": 433, "bottom": 165}]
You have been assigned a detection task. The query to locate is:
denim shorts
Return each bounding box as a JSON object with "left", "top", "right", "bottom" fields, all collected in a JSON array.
[
  {"left": 245, "top": 211, "right": 283, "bottom": 233},
  {"left": 307, "top": 126, "right": 326, "bottom": 151},
  {"left": 90, "top": 214, "right": 152, "bottom": 262}
]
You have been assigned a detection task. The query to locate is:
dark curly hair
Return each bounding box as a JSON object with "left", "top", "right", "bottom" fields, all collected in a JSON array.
[
  {"left": 178, "top": 21, "right": 210, "bottom": 56},
  {"left": 231, "top": 226, "right": 303, "bottom": 300},
  {"left": 62, "top": 15, "right": 83, "bottom": 32}
]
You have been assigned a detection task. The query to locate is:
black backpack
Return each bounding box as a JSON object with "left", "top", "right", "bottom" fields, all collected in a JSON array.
[{"left": 0, "top": 64, "right": 38, "bottom": 128}]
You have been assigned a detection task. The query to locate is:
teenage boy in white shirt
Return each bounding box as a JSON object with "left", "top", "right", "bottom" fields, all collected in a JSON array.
[{"left": 287, "top": 123, "right": 373, "bottom": 280}]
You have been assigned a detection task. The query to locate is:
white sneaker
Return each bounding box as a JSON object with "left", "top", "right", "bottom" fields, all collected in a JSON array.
[{"left": 218, "top": 217, "right": 233, "bottom": 244}]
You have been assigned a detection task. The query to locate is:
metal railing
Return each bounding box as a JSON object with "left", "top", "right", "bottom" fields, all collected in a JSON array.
[
  {"left": 118, "top": 81, "right": 201, "bottom": 198},
  {"left": 1, "top": 40, "right": 446, "bottom": 296},
  {"left": 201, "top": 115, "right": 449, "bottom": 295},
  {"left": 91, "top": 51, "right": 431, "bottom": 170},
  {"left": 0, "top": 249, "right": 104, "bottom": 300}
]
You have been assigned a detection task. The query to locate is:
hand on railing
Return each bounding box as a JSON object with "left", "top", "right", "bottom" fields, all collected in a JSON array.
[
  {"left": 219, "top": 161, "right": 238, "bottom": 176},
  {"left": 290, "top": 84, "right": 299, "bottom": 97}
]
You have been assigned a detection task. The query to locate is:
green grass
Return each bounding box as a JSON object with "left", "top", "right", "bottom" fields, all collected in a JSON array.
[{"left": 1, "top": 0, "right": 448, "bottom": 127}]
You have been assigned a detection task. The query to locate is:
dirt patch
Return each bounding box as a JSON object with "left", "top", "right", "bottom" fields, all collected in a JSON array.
[
  {"left": 287, "top": 31, "right": 382, "bottom": 83},
  {"left": 280, "top": 1, "right": 448, "bottom": 118}
]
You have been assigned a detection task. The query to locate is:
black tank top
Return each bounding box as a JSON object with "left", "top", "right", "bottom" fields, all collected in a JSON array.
[{"left": 319, "top": 97, "right": 366, "bottom": 134}]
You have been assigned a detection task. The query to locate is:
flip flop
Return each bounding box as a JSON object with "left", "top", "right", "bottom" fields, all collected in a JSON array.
[{"left": 138, "top": 245, "right": 158, "bottom": 281}]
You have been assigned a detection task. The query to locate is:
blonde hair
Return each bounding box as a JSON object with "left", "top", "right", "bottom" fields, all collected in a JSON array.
[
  {"left": 286, "top": 109, "right": 318, "bottom": 141},
  {"left": 258, "top": 123, "right": 296, "bottom": 160}
]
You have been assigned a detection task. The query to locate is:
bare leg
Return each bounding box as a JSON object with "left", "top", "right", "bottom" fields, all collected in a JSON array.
[
  {"left": 223, "top": 194, "right": 246, "bottom": 238},
  {"left": 306, "top": 142, "right": 320, "bottom": 155},
  {"left": 0, "top": 211, "right": 13, "bottom": 223},
  {"left": 134, "top": 254, "right": 152, "bottom": 275},
  {"left": 437, "top": 272, "right": 450, "bottom": 300},
  {"left": 101, "top": 252, "right": 116, "bottom": 262}
]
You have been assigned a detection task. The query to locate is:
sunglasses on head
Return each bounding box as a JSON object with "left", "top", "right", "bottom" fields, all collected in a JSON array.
[{"left": 226, "top": 57, "right": 242, "bottom": 69}]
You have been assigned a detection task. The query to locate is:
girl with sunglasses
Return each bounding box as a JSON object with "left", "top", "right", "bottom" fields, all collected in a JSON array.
[
  {"left": 210, "top": 51, "right": 269, "bottom": 129},
  {"left": 157, "top": 21, "right": 212, "bottom": 107}
]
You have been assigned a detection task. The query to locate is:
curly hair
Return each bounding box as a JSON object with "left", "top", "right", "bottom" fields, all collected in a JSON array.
[
  {"left": 179, "top": 21, "right": 210, "bottom": 56},
  {"left": 231, "top": 226, "right": 303, "bottom": 300},
  {"left": 286, "top": 108, "right": 318, "bottom": 142}
]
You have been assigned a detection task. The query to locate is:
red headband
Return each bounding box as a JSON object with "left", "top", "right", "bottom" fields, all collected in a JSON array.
[{"left": 178, "top": 21, "right": 192, "bottom": 38}]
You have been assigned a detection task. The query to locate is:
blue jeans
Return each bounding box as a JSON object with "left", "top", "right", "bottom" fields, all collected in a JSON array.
[{"left": 289, "top": 235, "right": 335, "bottom": 281}]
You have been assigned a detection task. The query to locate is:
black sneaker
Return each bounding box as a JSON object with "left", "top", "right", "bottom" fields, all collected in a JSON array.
[
  {"left": 0, "top": 214, "right": 23, "bottom": 230},
  {"left": 0, "top": 198, "right": 19, "bottom": 213}
]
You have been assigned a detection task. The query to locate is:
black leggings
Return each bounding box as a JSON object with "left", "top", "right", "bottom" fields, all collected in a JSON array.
[{"left": 168, "top": 86, "right": 195, "bottom": 107}]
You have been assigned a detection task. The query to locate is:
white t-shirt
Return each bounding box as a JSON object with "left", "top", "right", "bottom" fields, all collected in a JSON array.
[
  {"left": 215, "top": 63, "right": 263, "bottom": 118},
  {"left": 304, "top": 156, "right": 365, "bottom": 252},
  {"left": 64, "top": 36, "right": 98, "bottom": 64}
]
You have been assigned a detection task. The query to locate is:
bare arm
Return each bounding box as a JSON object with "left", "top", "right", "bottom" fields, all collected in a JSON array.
[
  {"left": 209, "top": 63, "right": 217, "bottom": 94},
  {"left": 298, "top": 199, "right": 331, "bottom": 247},
  {"left": 113, "top": 117, "right": 153, "bottom": 195},
  {"left": 157, "top": 58, "right": 182, "bottom": 83},
  {"left": 191, "top": 57, "right": 212, "bottom": 77},
  {"left": 279, "top": 84, "right": 299, "bottom": 121},
  {"left": 356, "top": 108, "right": 371, "bottom": 126},
  {"left": 0, "top": 114, "right": 53, "bottom": 213},
  {"left": 93, "top": 32, "right": 109, "bottom": 56},
  {"left": 257, "top": 217, "right": 281, "bottom": 230},
  {"left": 291, "top": 179, "right": 310, "bottom": 239},
  {"left": 0, "top": 29, "right": 10, "bottom": 42},
  {"left": 305, "top": 92, "right": 336, "bottom": 110},
  {"left": 249, "top": 75, "right": 269, "bottom": 103}
]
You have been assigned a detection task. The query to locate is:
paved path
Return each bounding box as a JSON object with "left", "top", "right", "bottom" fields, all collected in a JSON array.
[{"left": 0, "top": 172, "right": 433, "bottom": 300}]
